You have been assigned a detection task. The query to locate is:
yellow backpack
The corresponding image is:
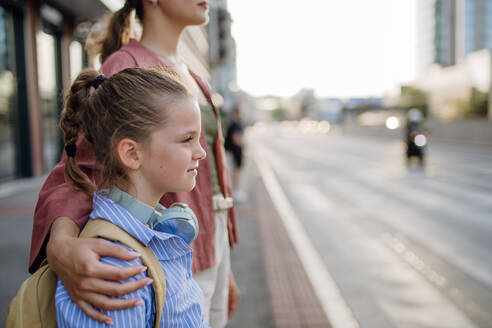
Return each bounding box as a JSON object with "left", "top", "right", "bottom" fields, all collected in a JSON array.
[{"left": 6, "top": 219, "right": 166, "bottom": 328}]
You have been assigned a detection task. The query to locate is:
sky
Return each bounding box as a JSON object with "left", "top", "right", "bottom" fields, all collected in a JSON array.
[{"left": 228, "top": 0, "right": 417, "bottom": 98}]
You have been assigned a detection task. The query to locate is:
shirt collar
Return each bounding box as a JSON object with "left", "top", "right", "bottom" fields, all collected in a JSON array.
[
  {"left": 107, "top": 187, "right": 165, "bottom": 227},
  {"left": 90, "top": 189, "right": 172, "bottom": 246}
]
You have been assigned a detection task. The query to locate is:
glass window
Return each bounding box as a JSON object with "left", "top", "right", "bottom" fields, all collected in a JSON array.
[
  {"left": 36, "top": 30, "right": 60, "bottom": 171},
  {"left": 465, "top": 0, "right": 475, "bottom": 54},
  {"left": 0, "top": 6, "right": 17, "bottom": 181},
  {"left": 70, "top": 40, "right": 83, "bottom": 81},
  {"left": 487, "top": 0, "right": 492, "bottom": 50}
]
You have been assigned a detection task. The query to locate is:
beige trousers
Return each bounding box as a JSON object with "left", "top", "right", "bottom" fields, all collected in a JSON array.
[{"left": 194, "top": 206, "right": 231, "bottom": 328}]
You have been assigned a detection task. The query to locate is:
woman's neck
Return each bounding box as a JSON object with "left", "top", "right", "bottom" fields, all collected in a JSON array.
[{"left": 139, "top": 15, "right": 185, "bottom": 66}]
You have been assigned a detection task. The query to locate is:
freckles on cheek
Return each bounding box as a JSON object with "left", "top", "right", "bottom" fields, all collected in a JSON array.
[{"left": 157, "top": 158, "right": 167, "bottom": 172}]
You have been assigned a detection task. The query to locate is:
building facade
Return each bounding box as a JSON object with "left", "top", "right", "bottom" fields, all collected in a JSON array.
[
  {"left": 417, "top": 0, "right": 436, "bottom": 74},
  {"left": 417, "top": 0, "right": 492, "bottom": 71},
  {"left": 208, "top": 0, "right": 238, "bottom": 114},
  {"left": 434, "top": 0, "right": 457, "bottom": 66},
  {"left": 415, "top": 0, "right": 492, "bottom": 120},
  {"left": 0, "top": 0, "right": 106, "bottom": 182},
  {"left": 464, "top": 0, "right": 492, "bottom": 55},
  {"left": 0, "top": 0, "right": 217, "bottom": 184}
]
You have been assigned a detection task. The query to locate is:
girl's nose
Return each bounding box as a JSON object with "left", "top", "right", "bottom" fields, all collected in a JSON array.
[{"left": 194, "top": 143, "right": 206, "bottom": 161}]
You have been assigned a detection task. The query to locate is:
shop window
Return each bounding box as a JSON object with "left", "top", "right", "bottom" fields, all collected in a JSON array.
[
  {"left": 70, "top": 40, "right": 83, "bottom": 81},
  {"left": 0, "top": 7, "right": 16, "bottom": 181},
  {"left": 37, "top": 30, "right": 61, "bottom": 171}
]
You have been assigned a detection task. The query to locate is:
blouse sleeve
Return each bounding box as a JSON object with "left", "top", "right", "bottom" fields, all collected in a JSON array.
[{"left": 55, "top": 243, "right": 153, "bottom": 328}]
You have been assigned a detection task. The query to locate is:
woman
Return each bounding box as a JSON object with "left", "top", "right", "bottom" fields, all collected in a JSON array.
[{"left": 30, "top": 1, "right": 239, "bottom": 327}]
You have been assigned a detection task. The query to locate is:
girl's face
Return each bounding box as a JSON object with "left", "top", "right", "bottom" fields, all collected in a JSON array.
[
  {"left": 158, "top": 0, "right": 209, "bottom": 27},
  {"left": 137, "top": 97, "right": 206, "bottom": 197}
]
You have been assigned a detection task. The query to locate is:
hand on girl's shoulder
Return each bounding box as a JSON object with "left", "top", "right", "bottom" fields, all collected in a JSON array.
[
  {"left": 55, "top": 240, "right": 152, "bottom": 328},
  {"left": 99, "top": 240, "right": 146, "bottom": 276}
]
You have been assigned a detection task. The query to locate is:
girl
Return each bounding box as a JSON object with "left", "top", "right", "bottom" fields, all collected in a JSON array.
[
  {"left": 31, "top": 1, "right": 239, "bottom": 326},
  {"left": 55, "top": 67, "right": 208, "bottom": 327}
]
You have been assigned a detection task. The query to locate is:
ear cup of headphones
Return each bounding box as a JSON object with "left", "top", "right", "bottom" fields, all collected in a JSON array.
[{"left": 154, "top": 203, "right": 199, "bottom": 244}]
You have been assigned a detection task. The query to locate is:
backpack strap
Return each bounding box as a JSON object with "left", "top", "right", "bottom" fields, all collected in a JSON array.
[{"left": 79, "top": 219, "right": 166, "bottom": 328}]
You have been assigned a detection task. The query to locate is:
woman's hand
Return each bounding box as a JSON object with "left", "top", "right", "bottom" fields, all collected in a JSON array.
[
  {"left": 47, "top": 217, "right": 152, "bottom": 325},
  {"left": 227, "top": 269, "right": 240, "bottom": 319}
]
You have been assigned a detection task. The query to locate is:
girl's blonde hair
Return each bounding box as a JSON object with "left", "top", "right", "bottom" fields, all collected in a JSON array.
[{"left": 60, "top": 67, "right": 191, "bottom": 195}]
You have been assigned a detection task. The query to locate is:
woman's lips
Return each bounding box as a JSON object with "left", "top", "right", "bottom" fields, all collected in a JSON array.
[{"left": 198, "top": 1, "right": 208, "bottom": 9}]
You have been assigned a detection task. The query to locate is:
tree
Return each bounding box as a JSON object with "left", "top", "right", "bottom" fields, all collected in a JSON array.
[
  {"left": 463, "top": 88, "right": 488, "bottom": 118},
  {"left": 400, "top": 86, "right": 429, "bottom": 117}
]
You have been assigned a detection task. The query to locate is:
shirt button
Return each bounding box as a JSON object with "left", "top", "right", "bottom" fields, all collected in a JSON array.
[{"left": 186, "top": 272, "right": 191, "bottom": 279}]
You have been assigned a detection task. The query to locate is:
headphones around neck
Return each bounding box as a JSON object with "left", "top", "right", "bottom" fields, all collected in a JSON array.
[{"left": 153, "top": 203, "right": 199, "bottom": 244}]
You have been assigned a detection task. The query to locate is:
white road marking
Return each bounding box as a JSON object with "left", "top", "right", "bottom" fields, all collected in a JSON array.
[
  {"left": 253, "top": 148, "right": 360, "bottom": 328},
  {"left": 253, "top": 133, "right": 482, "bottom": 328}
]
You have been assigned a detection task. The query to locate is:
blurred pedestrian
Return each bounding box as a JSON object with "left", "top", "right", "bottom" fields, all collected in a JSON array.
[
  {"left": 405, "top": 108, "right": 428, "bottom": 166},
  {"left": 29, "top": 1, "right": 239, "bottom": 327},
  {"left": 225, "top": 107, "right": 247, "bottom": 203}
]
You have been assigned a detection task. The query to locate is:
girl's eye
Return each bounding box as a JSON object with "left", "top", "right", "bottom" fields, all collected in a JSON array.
[{"left": 183, "top": 136, "right": 193, "bottom": 143}]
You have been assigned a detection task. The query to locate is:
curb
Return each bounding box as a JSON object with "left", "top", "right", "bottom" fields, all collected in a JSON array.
[{"left": 254, "top": 149, "right": 359, "bottom": 328}]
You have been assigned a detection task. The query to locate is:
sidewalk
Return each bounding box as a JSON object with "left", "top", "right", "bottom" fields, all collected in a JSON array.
[
  {"left": 0, "top": 157, "right": 332, "bottom": 327},
  {"left": 228, "top": 153, "right": 331, "bottom": 328},
  {"left": 0, "top": 178, "right": 39, "bottom": 323}
]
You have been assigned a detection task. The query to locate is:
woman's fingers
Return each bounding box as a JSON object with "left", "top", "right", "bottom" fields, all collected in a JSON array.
[
  {"left": 76, "top": 275, "right": 153, "bottom": 297},
  {"left": 79, "top": 291, "right": 144, "bottom": 312},
  {"left": 47, "top": 232, "right": 150, "bottom": 322},
  {"left": 76, "top": 259, "right": 147, "bottom": 281},
  {"left": 69, "top": 238, "right": 146, "bottom": 281},
  {"left": 76, "top": 299, "right": 114, "bottom": 325},
  {"left": 90, "top": 238, "right": 141, "bottom": 260}
]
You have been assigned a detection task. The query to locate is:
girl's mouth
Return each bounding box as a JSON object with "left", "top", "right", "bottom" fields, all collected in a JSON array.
[{"left": 187, "top": 167, "right": 198, "bottom": 174}]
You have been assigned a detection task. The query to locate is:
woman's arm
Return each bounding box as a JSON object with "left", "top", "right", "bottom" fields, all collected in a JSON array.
[
  {"left": 48, "top": 217, "right": 152, "bottom": 323},
  {"left": 30, "top": 135, "right": 95, "bottom": 271},
  {"left": 227, "top": 269, "right": 240, "bottom": 319},
  {"left": 33, "top": 136, "right": 150, "bottom": 323},
  {"left": 55, "top": 246, "right": 154, "bottom": 327},
  {"left": 47, "top": 217, "right": 152, "bottom": 322}
]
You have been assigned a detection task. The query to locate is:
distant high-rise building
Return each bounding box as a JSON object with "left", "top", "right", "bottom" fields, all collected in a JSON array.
[
  {"left": 417, "top": 0, "right": 492, "bottom": 74},
  {"left": 464, "top": 0, "right": 492, "bottom": 55},
  {"left": 416, "top": 0, "right": 436, "bottom": 74},
  {"left": 208, "top": 0, "right": 238, "bottom": 113},
  {"left": 434, "top": 0, "right": 457, "bottom": 66}
]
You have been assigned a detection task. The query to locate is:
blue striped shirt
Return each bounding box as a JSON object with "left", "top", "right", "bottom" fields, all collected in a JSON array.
[{"left": 55, "top": 190, "right": 209, "bottom": 328}]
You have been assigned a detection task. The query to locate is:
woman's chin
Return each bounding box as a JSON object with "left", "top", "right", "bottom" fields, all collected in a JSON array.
[{"left": 188, "top": 14, "right": 209, "bottom": 26}]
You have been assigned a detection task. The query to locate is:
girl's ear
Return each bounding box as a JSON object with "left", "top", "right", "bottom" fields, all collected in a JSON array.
[{"left": 117, "top": 138, "right": 142, "bottom": 170}]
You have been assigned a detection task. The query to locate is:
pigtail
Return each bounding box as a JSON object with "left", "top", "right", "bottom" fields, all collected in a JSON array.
[{"left": 59, "top": 69, "right": 99, "bottom": 195}]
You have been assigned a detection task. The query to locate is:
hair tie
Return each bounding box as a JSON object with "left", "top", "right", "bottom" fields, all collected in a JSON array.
[
  {"left": 91, "top": 75, "right": 106, "bottom": 89},
  {"left": 65, "top": 143, "right": 77, "bottom": 157}
]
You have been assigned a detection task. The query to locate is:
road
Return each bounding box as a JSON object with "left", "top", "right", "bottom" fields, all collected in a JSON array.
[
  {"left": 1, "top": 125, "right": 491, "bottom": 328},
  {"left": 249, "top": 124, "right": 492, "bottom": 328}
]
